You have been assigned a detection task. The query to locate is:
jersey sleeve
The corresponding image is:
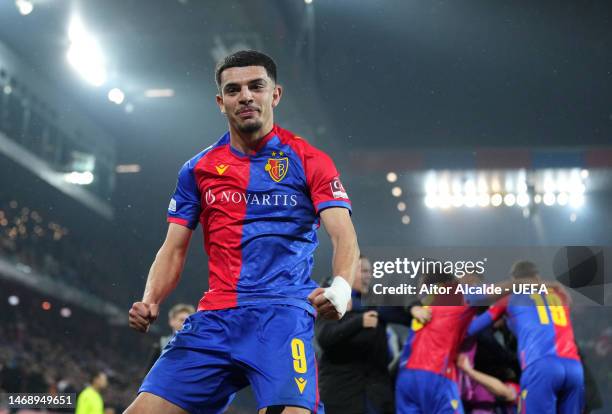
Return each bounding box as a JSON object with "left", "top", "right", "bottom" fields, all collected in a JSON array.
[
  {"left": 167, "top": 161, "right": 201, "bottom": 229},
  {"left": 467, "top": 296, "right": 509, "bottom": 336},
  {"left": 303, "top": 145, "right": 352, "bottom": 215}
]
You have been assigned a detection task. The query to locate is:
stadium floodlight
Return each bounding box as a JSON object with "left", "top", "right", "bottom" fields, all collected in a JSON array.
[
  {"left": 581, "top": 169, "right": 589, "bottom": 179},
  {"left": 534, "top": 194, "right": 542, "bottom": 204},
  {"left": 569, "top": 193, "right": 585, "bottom": 209},
  {"left": 438, "top": 193, "right": 452, "bottom": 209},
  {"left": 391, "top": 186, "right": 402, "bottom": 197},
  {"left": 464, "top": 194, "right": 477, "bottom": 208},
  {"left": 60, "top": 307, "right": 72, "bottom": 318},
  {"left": 477, "top": 193, "right": 490, "bottom": 207},
  {"left": 451, "top": 194, "right": 464, "bottom": 208},
  {"left": 144, "top": 88, "right": 175, "bottom": 98},
  {"left": 424, "top": 194, "right": 438, "bottom": 209},
  {"left": 386, "top": 172, "right": 398, "bottom": 183},
  {"left": 504, "top": 193, "right": 516, "bottom": 207},
  {"left": 516, "top": 193, "right": 530, "bottom": 207},
  {"left": 15, "top": 0, "right": 33, "bottom": 16},
  {"left": 397, "top": 201, "right": 406, "bottom": 212},
  {"left": 64, "top": 171, "right": 94, "bottom": 185},
  {"left": 570, "top": 213, "right": 577, "bottom": 223},
  {"left": 108, "top": 88, "right": 125, "bottom": 105},
  {"left": 543, "top": 192, "right": 556, "bottom": 206},
  {"left": 305, "top": 0, "right": 313, "bottom": 4},
  {"left": 66, "top": 16, "right": 107, "bottom": 86},
  {"left": 517, "top": 181, "right": 528, "bottom": 193},
  {"left": 8, "top": 295, "right": 19, "bottom": 306},
  {"left": 490, "top": 193, "right": 503, "bottom": 207},
  {"left": 557, "top": 192, "right": 569, "bottom": 206},
  {"left": 401, "top": 215, "right": 411, "bottom": 225}
]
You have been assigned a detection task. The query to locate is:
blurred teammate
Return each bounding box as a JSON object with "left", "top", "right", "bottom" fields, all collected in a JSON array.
[
  {"left": 76, "top": 371, "right": 108, "bottom": 414},
  {"left": 146, "top": 303, "right": 195, "bottom": 371},
  {"left": 467, "top": 261, "right": 584, "bottom": 413},
  {"left": 126, "top": 50, "right": 359, "bottom": 414}
]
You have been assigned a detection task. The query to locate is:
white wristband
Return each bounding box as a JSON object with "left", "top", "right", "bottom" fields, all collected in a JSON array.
[{"left": 323, "top": 276, "right": 352, "bottom": 317}]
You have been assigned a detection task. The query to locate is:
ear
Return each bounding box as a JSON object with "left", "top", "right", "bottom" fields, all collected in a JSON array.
[
  {"left": 271, "top": 84, "right": 283, "bottom": 108},
  {"left": 216, "top": 93, "right": 226, "bottom": 114}
]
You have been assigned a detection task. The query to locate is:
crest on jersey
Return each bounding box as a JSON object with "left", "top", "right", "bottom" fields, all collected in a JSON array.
[{"left": 265, "top": 151, "right": 289, "bottom": 182}]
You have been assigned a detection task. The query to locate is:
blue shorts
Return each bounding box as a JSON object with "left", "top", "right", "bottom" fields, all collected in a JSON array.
[
  {"left": 139, "top": 305, "right": 323, "bottom": 414},
  {"left": 518, "top": 356, "right": 584, "bottom": 414},
  {"left": 395, "top": 369, "right": 463, "bottom": 414}
]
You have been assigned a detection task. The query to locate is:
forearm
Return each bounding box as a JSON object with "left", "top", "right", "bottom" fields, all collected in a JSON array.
[
  {"left": 142, "top": 245, "right": 186, "bottom": 304},
  {"left": 330, "top": 228, "right": 359, "bottom": 285},
  {"left": 464, "top": 368, "right": 515, "bottom": 401}
]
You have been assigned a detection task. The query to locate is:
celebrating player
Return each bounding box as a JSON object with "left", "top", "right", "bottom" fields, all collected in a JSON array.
[
  {"left": 125, "top": 50, "right": 359, "bottom": 414},
  {"left": 467, "top": 261, "right": 584, "bottom": 413}
]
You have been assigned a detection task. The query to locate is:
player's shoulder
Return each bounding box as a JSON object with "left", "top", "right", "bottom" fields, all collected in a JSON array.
[
  {"left": 182, "top": 132, "right": 230, "bottom": 170},
  {"left": 275, "top": 125, "right": 328, "bottom": 157}
]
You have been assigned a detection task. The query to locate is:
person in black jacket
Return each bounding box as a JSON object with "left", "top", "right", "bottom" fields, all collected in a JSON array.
[{"left": 316, "top": 255, "right": 430, "bottom": 414}]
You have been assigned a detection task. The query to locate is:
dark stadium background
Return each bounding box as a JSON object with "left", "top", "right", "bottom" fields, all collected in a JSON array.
[{"left": 0, "top": 0, "right": 610, "bottom": 412}]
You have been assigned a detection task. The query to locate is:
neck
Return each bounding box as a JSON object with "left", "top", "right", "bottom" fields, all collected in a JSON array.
[{"left": 229, "top": 119, "right": 274, "bottom": 154}]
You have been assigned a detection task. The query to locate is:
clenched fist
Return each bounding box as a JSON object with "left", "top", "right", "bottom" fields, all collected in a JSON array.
[{"left": 128, "top": 302, "right": 159, "bottom": 332}]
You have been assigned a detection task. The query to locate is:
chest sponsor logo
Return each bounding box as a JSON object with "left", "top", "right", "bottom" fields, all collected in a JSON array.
[
  {"left": 330, "top": 177, "right": 348, "bottom": 199},
  {"left": 265, "top": 151, "right": 289, "bottom": 182},
  {"left": 204, "top": 189, "right": 298, "bottom": 207}
]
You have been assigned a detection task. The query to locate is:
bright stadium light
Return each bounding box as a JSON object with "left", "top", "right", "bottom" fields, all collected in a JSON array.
[
  {"left": 397, "top": 201, "right": 406, "bottom": 212},
  {"left": 401, "top": 215, "right": 411, "bottom": 225},
  {"left": 517, "top": 193, "right": 530, "bottom": 207},
  {"left": 534, "top": 194, "right": 542, "bottom": 204},
  {"left": 490, "top": 193, "right": 503, "bottom": 207},
  {"left": 64, "top": 171, "right": 94, "bottom": 185},
  {"left": 391, "top": 186, "right": 402, "bottom": 197},
  {"left": 569, "top": 193, "right": 585, "bottom": 208},
  {"left": 8, "top": 295, "right": 19, "bottom": 306},
  {"left": 517, "top": 181, "right": 528, "bottom": 193},
  {"left": 15, "top": 0, "right": 33, "bottom": 16},
  {"left": 543, "top": 192, "right": 556, "bottom": 206},
  {"left": 581, "top": 169, "right": 589, "bottom": 179},
  {"left": 438, "top": 193, "right": 452, "bottom": 209},
  {"left": 386, "top": 172, "right": 398, "bottom": 183},
  {"left": 451, "top": 194, "right": 464, "bottom": 208},
  {"left": 108, "top": 88, "right": 125, "bottom": 105},
  {"left": 504, "top": 193, "right": 516, "bottom": 207},
  {"left": 557, "top": 192, "right": 569, "bottom": 206},
  {"left": 67, "top": 16, "right": 107, "bottom": 86},
  {"left": 305, "top": 0, "right": 313, "bottom": 4},
  {"left": 464, "top": 194, "right": 477, "bottom": 208},
  {"left": 60, "top": 307, "right": 72, "bottom": 318},
  {"left": 570, "top": 213, "right": 577, "bottom": 223},
  {"left": 477, "top": 193, "right": 490, "bottom": 207},
  {"left": 424, "top": 194, "right": 438, "bottom": 209}
]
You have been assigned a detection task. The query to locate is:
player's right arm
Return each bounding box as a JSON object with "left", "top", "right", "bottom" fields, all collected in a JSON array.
[
  {"left": 129, "top": 223, "right": 193, "bottom": 332},
  {"left": 129, "top": 160, "right": 201, "bottom": 333},
  {"left": 466, "top": 296, "right": 508, "bottom": 337}
]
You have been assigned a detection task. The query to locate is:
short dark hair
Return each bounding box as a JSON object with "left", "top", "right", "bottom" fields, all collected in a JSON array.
[
  {"left": 511, "top": 260, "right": 539, "bottom": 279},
  {"left": 215, "top": 50, "right": 277, "bottom": 88}
]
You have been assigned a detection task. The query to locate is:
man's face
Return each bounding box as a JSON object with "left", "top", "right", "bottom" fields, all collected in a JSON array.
[
  {"left": 94, "top": 373, "right": 108, "bottom": 390},
  {"left": 169, "top": 311, "right": 190, "bottom": 332},
  {"left": 216, "top": 66, "right": 281, "bottom": 134},
  {"left": 356, "top": 257, "right": 372, "bottom": 294}
]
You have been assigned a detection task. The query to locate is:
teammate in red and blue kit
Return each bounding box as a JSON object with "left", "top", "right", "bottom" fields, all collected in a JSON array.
[
  {"left": 467, "top": 261, "right": 584, "bottom": 414},
  {"left": 125, "top": 51, "right": 359, "bottom": 414},
  {"left": 395, "top": 272, "right": 482, "bottom": 414}
]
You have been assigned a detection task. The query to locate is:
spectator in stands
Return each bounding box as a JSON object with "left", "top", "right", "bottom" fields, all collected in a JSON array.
[
  {"left": 76, "top": 371, "right": 108, "bottom": 414},
  {"left": 146, "top": 303, "right": 195, "bottom": 372}
]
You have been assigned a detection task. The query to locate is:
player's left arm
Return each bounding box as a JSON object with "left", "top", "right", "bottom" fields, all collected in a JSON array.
[
  {"left": 308, "top": 207, "right": 359, "bottom": 320},
  {"left": 467, "top": 296, "right": 508, "bottom": 337}
]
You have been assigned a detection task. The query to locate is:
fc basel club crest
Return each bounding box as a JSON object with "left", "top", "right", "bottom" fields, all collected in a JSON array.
[{"left": 265, "top": 151, "right": 289, "bottom": 182}]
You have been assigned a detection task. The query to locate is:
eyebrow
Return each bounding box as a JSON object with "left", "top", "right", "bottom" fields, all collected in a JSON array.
[{"left": 222, "top": 78, "right": 268, "bottom": 91}]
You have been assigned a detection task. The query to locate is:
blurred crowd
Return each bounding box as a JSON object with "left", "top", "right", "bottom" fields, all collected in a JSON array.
[
  {"left": 0, "top": 293, "right": 153, "bottom": 413},
  {"left": 0, "top": 197, "right": 139, "bottom": 306}
]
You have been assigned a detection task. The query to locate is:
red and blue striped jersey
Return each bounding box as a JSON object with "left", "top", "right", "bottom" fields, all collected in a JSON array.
[
  {"left": 167, "top": 125, "right": 351, "bottom": 314},
  {"left": 467, "top": 288, "right": 580, "bottom": 370},
  {"left": 400, "top": 304, "right": 478, "bottom": 381}
]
